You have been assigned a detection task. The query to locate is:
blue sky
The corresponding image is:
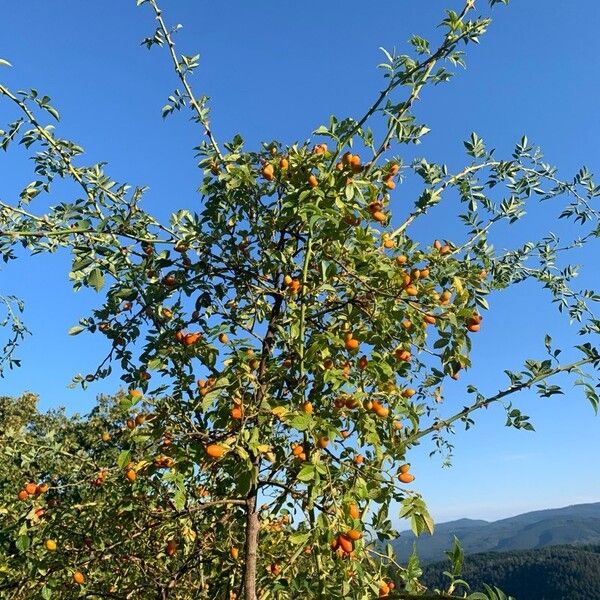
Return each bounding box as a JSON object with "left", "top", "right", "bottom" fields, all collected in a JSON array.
[{"left": 1, "top": 1, "right": 599, "bottom": 523}]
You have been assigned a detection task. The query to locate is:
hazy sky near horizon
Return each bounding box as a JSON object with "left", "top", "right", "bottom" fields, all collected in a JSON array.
[{"left": 1, "top": 0, "right": 599, "bottom": 524}]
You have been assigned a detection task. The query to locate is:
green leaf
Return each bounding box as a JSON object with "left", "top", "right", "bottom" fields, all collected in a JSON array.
[
  {"left": 15, "top": 535, "right": 30, "bottom": 552},
  {"left": 41, "top": 586, "right": 53, "bottom": 600},
  {"left": 117, "top": 450, "right": 131, "bottom": 469},
  {"left": 296, "top": 464, "right": 316, "bottom": 482},
  {"left": 88, "top": 268, "right": 105, "bottom": 292},
  {"left": 68, "top": 325, "right": 86, "bottom": 336}
]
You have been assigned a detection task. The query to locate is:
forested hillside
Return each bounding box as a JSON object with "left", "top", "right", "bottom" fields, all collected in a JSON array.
[
  {"left": 393, "top": 503, "right": 600, "bottom": 563},
  {"left": 422, "top": 544, "right": 600, "bottom": 600}
]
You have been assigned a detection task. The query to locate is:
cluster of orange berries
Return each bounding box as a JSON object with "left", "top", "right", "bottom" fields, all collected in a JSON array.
[
  {"left": 333, "top": 395, "right": 359, "bottom": 410},
  {"left": 198, "top": 376, "right": 217, "bottom": 397},
  {"left": 367, "top": 200, "right": 387, "bottom": 224},
  {"left": 336, "top": 151, "right": 363, "bottom": 174},
  {"left": 398, "top": 463, "right": 415, "bottom": 484},
  {"left": 331, "top": 529, "right": 362, "bottom": 557},
  {"left": 433, "top": 239, "right": 452, "bottom": 255},
  {"left": 262, "top": 513, "right": 291, "bottom": 533},
  {"left": 394, "top": 347, "right": 411, "bottom": 362},
  {"left": 126, "top": 413, "right": 147, "bottom": 430},
  {"left": 291, "top": 442, "right": 307, "bottom": 462},
  {"left": 379, "top": 580, "right": 396, "bottom": 597},
  {"left": 175, "top": 329, "right": 202, "bottom": 346},
  {"left": 283, "top": 274, "right": 301, "bottom": 294},
  {"left": 153, "top": 455, "right": 175, "bottom": 469},
  {"left": 466, "top": 312, "right": 482, "bottom": 332},
  {"left": 17, "top": 481, "right": 48, "bottom": 501}
]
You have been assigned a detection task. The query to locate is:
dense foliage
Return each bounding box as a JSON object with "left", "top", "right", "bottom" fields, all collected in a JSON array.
[
  {"left": 422, "top": 544, "right": 600, "bottom": 600},
  {"left": 1, "top": 0, "right": 599, "bottom": 598}
]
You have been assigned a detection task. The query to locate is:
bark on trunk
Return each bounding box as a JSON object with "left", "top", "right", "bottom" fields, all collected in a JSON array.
[{"left": 243, "top": 487, "right": 260, "bottom": 600}]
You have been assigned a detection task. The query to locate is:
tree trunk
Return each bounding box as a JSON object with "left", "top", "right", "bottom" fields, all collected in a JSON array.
[{"left": 243, "top": 486, "right": 260, "bottom": 600}]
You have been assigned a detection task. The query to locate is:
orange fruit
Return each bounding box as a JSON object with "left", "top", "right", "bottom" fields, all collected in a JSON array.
[
  {"left": 338, "top": 535, "right": 353, "bottom": 554},
  {"left": 345, "top": 338, "right": 359, "bottom": 352},
  {"left": 340, "top": 430, "right": 350, "bottom": 439},
  {"left": 349, "top": 154, "right": 362, "bottom": 173},
  {"left": 398, "top": 463, "right": 411, "bottom": 474},
  {"left": 135, "top": 414, "right": 146, "bottom": 426},
  {"left": 383, "top": 177, "right": 396, "bottom": 190},
  {"left": 342, "top": 152, "right": 353, "bottom": 165},
  {"left": 401, "top": 319, "right": 412, "bottom": 330},
  {"left": 230, "top": 546, "right": 239, "bottom": 560},
  {"left": 283, "top": 274, "right": 293, "bottom": 286},
  {"left": 17, "top": 490, "right": 28, "bottom": 501},
  {"left": 395, "top": 349, "right": 411, "bottom": 362},
  {"left": 126, "top": 418, "right": 136, "bottom": 430},
  {"left": 36, "top": 483, "right": 49, "bottom": 494},
  {"left": 230, "top": 406, "right": 243, "bottom": 420},
  {"left": 317, "top": 436, "right": 329, "bottom": 449},
  {"left": 73, "top": 571, "right": 85, "bottom": 585},
  {"left": 389, "top": 163, "right": 400, "bottom": 176},
  {"left": 396, "top": 255, "right": 407, "bottom": 265},
  {"left": 126, "top": 469, "right": 137, "bottom": 482},
  {"left": 166, "top": 540, "right": 177, "bottom": 557},
  {"left": 433, "top": 239, "right": 442, "bottom": 250},
  {"left": 302, "top": 402, "right": 314, "bottom": 414},
  {"left": 101, "top": 431, "right": 111, "bottom": 442},
  {"left": 441, "top": 244, "right": 451, "bottom": 254},
  {"left": 279, "top": 158, "right": 289, "bottom": 170},
  {"left": 353, "top": 454, "right": 364, "bottom": 465},
  {"left": 402, "top": 388, "right": 416, "bottom": 398},
  {"left": 405, "top": 285, "right": 418, "bottom": 297},
  {"left": 383, "top": 238, "right": 395, "bottom": 249},
  {"left": 346, "top": 529, "right": 362, "bottom": 541},
  {"left": 45, "top": 539, "right": 57, "bottom": 551},
  {"left": 206, "top": 444, "right": 226, "bottom": 458},
  {"left": 25, "top": 482, "right": 37, "bottom": 496},
  {"left": 467, "top": 323, "right": 481, "bottom": 332},
  {"left": 261, "top": 163, "right": 274, "bottom": 181},
  {"left": 379, "top": 582, "right": 390, "bottom": 597},
  {"left": 372, "top": 211, "right": 386, "bottom": 223},
  {"left": 374, "top": 404, "right": 389, "bottom": 418},
  {"left": 348, "top": 503, "right": 361, "bottom": 520},
  {"left": 423, "top": 314, "right": 436, "bottom": 326},
  {"left": 399, "top": 472, "right": 415, "bottom": 484},
  {"left": 420, "top": 267, "right": 430, "bottom": 278},
  {"left": 308, "top": 174, "right": 318, "bottom": 188},
  {"left": 313, "top": 143, "right": 328, "bottom": 154},
  {"left": 218, "top": 333, "right": 229, "bottom": 344},
  {"left": 183, "top": 332, "right": 201, "bottom": 346}
]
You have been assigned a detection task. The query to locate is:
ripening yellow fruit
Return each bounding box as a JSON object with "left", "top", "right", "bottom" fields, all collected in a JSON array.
[
  {"left": 101, "top": 431, "right": 111, "bottom": 442},
  {"left": 45, "top": 539, "right": 57, "bottom": 551},
  {"left": 231, "top": 546, "right": 239, "bottom": 560},
  {"left": 218, "top": 333, "right": 229, "bottom": 344},
  {"left": 348, "top": 502, "right": 361, "bottom": 520},
  {"left": 302, "top": 402, "right": 314, "bottom": 414},
  {"left": 73, "top": 571, "right": 85, "bottom": 585}
]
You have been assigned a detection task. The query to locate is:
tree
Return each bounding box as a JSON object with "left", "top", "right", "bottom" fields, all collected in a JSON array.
[{"left": 1, "top": 0, "right": 599, "bottom": 598}]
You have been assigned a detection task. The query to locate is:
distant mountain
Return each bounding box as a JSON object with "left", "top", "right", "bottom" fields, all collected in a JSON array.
[
  {"left": 392, "top": 502, "right": 600, "bottom": 564},
  {"left": 421, "top": 544, "right": 600, "bottom": 600}
]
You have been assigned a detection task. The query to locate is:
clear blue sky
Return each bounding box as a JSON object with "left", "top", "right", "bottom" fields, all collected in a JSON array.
[{"left": 1, "top": 1, "right": 599, "bottom": 523}]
